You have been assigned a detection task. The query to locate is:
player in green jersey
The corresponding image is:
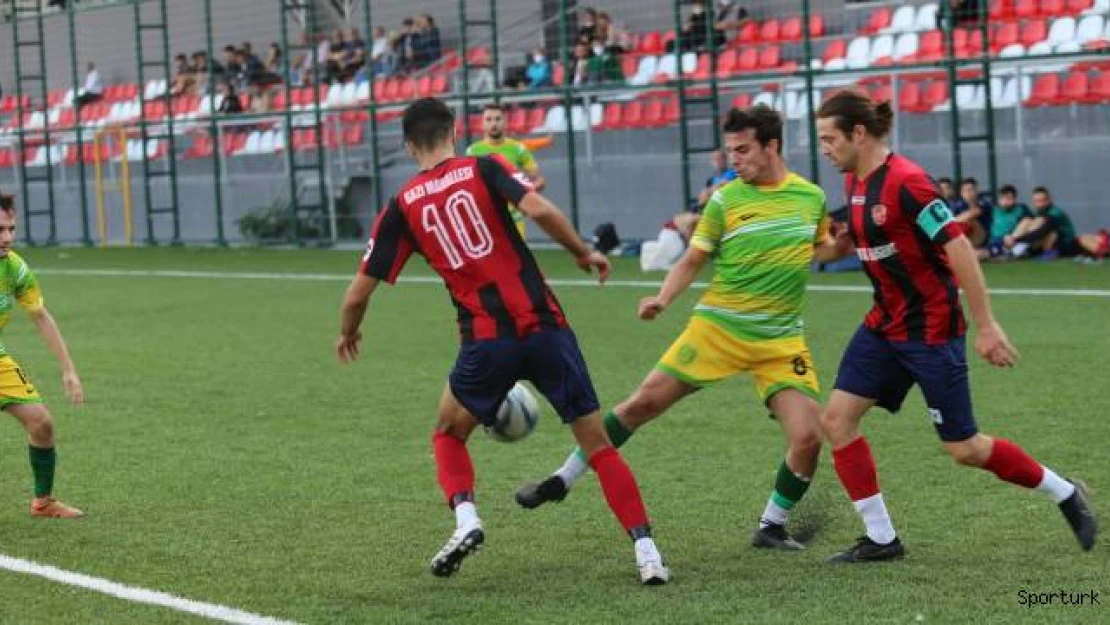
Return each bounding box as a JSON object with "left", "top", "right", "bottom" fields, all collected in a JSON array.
[
  {"left": 516, "top": 106, "right": 849, "bottom": 549},
  {"left": 0, "top": 191, "right": 84, "bottom": 518},
  {"left": 465, "top": 103, "right": 547, "bottom": 238}
]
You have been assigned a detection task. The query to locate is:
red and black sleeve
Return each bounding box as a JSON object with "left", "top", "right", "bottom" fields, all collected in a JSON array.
[
  {"left": 477, "top": 154, "right": 534, "bottom": 205},
  {"left": 899, "top": 171, "right": 964, "bottom": 245},
  {"left": 360, "top": 197, "right": 415, "bottom": 283}
]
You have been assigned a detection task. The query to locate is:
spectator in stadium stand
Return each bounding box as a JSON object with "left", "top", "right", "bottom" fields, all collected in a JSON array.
[
  {"left": 596, "top": 12, "right": 630, "bottom": 53},
  {"left": 191, "top": 51, "right": 222, "bottom": 93},
  {"left": 222, "top": 45, "right": 243, "bottom": 88},
  {"left": 343, "top": 28, "right": 367, "bottom": 77},
  {"left": 314, "top": 32, "right": 332, "bottom": 82},
  {"left": 586, "top": 38, "right": 624, "bottom": 83},
  {"left": 525, "top": 48, "right": 553, "bottom": 89},
  {"left": 215, "top": 80, "right": 243, "bottom": 115},
  {"left": 671, "top": 1, "right": 724, "bottom": 52},
  {"left": 981, "top": 184, "right": 1032, "bottom": 259},
  {"left": 74, "top": 62, "right": 102, "bottom": 109},
  {"left": 169, "top": 54, "right": 197, "bottom": 97},
  {"left": 398, "top": 18, "right": 418, "bottom": 74},
  {"left": 265, "top": 43, "right": 283, "bottom": 75},
  {"left": 410, "top": 15, "right": 442, "bottom": 70},
  {"left": 326, "top": 31, "right": 347, "bottom": 81},
  {"left": 578, "top": 7, "right": 599, "bottom": 41},
  {"left": 370, "top": 27, "right": 394, "bottom": 77},
  {"left": 714, "top": 0, "right": 752, "bottom": 41},
  {"left": 937, "top": 176, "right": 957, "bottom": 205},
  {"left": 1005, "top": 186, "right": 1078, "bottom": 260},
  {"left": 951, "top": 177, "right": 992, "bottom": 248},
  {"left": 571, "top": 41, "right": 592, "bottom": 85}
]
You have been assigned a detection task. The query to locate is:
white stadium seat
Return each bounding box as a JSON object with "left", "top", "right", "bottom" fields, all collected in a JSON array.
[
  {"left": 886, "top": 5, "right": 916, "bottom": 34},
  {"left": 628, "top": 56, "right": 658, "bottom": 86},
  {"left": 914, "top": 3, "right": 939, "bottom": 32},
  {"left": 893, "top": 32, "right": 920, "bottom": 61},
  {"left": 869, "top": 34, "right": 895, "bottom": 64},
  {"left": 846, "top": 36, "right": 871, "bottom": 69},
  {"left": 1047, "top": 17, "right": 1077, "bottom": 47},
  {"left": 999, "top": 43, "right": 1026, "bottom": 57},
  {"left": 1075, "top": 15, "right": 1105, "bottom": 45},
  {"left": 654, "top": 54, "right": 679, "bottom": 79}
]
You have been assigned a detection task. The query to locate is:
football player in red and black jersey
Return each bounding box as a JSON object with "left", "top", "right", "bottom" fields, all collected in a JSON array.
[
  {"left": 813, "top": 90, "right": 1097, "bottom": 562},
  {"left": 336, "top": 98, "right": 669, "bottom": 585}
]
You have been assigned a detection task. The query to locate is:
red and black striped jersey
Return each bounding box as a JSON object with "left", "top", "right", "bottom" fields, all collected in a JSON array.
[
  {"left": 360, "top": 154, "right": 567, "bottom": 342},
  {"left": 845, "top": 153, "right": 967, "bottom": 344}
]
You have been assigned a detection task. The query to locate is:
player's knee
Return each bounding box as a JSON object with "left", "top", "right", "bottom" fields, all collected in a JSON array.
[
  {"left": 24, "top": 411, "right": 54, "bottom": 443},
  {"left": 945, "top": 439, "right": 989, "bottom": 467},
  {"left": 791, "top": 429, "right": 822, "bottom": 459}
]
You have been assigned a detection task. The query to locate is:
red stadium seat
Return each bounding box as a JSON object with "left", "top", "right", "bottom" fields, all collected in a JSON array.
[
  {"left": 466, "top": 47, "right": 491, "bottom": 67},
  {"left": 54, "top": 107, "right": 76, "bottom": 130},
  {"left": 1086, "top": 71, "right": 1110, "bottom": 103},
  {"left": 1026, "top": 73, "right": 1062, "bottom": 106},
  {"left": 992, "top": 21, "right": 1020, "bottom": 52},
  {"left": 0, "top": 149, "right": 12, "bottom": 168},
  {"left": 624, "top": 100, "right": 646, "bottom": 128},
  {"left": 552, "top": 62, "right": 565, "bottom": 86},
  {"left": 343, "top": 125, "right": 364, "bottom": 146},
  {"left": 1067, "top": 0, "right": 1094, "bottom": 12},
  {"left": 1040, "top": 0, "right": 1067, "bottom": 17},
  {"left": 758, "top": 46, "right": 781, "bottom": 70},
  {"left": 183, "top": 136, "right": 212, "bottom": 160},
  {"left": 917, "top": 30, "right": 945, "bottom": 61},
  {"left": 663, "top": 98, "right": 680, "bottom": 125},
  {"left": 738, "top": 47, "right": 760, "bottom": 71},
  {"left": 1060, "top": 71, "right": 1089, "bottom": 103},
  {"left": 898, "top": 81, "right": 924, "bottom": 112},
  {"left": 507, "top": 108, "right": 529, "bottom": 135},
  {"left": 398, "top": 78, "right": 416, "bottom": 101},
  {"left": 822, "top": 39, "right": 847, "bottom": 64},
  {"left": 716, "top": 49, "right": 739, "bottom": 77},
  {"left": 143, "top": 99, "right": 167, "bottom": 121},
  {"left": 597, "top": 102, "right": 623, "bottom": 130},
  {"left": 431, "top": 74, "right": 449, "bottom": 95},
  {"left": 730, "top": 93, "right": 753, "bottom": 109},
  {"left": 735, "top": 21, "right": 759, "bottom": 45},
  {"left": 862, "top": 7, "right": 892, "bottom": 34},
  {"left": 809, "top": 15, "right": 826, "bottom": 38},
  {"left": 642, "top": 99, "right": 667, "bottom": 128},
  {"left": 525, "top": 107, "right": 546, "bottom": 133},
  {"left": 639, "top": 31, "right": 664, "bottom": 55},
  {"left": 781, "top": 16, "right": 803, "bottom": 42},
  {"left": 621, "top": 55, "right": 638, "bottom": 79},
  {"left": 759, "top": 19, "right": 781, "bottom": 43},
  {"left": 1014, "top": 0, "right": 1039, "bottom": 17},
  {"left": 991, "top": 0, "right": 1013, "bottom": 20},
  {"left": 1019, "top": 19, "right": 1048, "bottom": 47},
  {"left": 922, "top": 80, "right": 950, "bottom": 110}
]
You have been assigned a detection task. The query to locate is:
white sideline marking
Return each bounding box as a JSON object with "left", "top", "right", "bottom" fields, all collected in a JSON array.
[
  {"left": 0, "top": 554, "right": 300, "bottom": 625},
  {"left": 35, "top": 268, "right": 1110, "bottom": 297}
]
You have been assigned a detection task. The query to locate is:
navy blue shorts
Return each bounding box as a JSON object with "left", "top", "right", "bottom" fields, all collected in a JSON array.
[
  {"left": 449, "top": 328, "right": 601, "bottom": 426},
  {"left": 833, "top": 325, "right": 978, "bottom": 442}
]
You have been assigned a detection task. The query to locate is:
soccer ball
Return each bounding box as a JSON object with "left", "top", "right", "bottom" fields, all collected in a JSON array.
[{"left": 485, "top": 383, "right": 540, "bottom": 442}]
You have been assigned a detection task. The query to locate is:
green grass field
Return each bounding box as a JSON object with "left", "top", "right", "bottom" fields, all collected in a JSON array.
[{"left": 0, "top": 248, "right": 1107, "bottom": 624}]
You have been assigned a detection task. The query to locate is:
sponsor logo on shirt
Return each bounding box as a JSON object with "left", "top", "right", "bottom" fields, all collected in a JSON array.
[
  {"left": 871, "top": 204, "right": 888, "bottom": 226},
  {"left": 856, "top": 242, "right": 898, "bottom": 262},
  {"left": 851, "top": 195, "right": 867, "bottom": 206}
]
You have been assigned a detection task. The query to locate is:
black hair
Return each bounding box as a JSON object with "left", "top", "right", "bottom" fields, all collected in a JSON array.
[
  {"left": 817, "top": 89, "right": 894, "bottom": 139},
  {"left": 402, "top": 98, "right": 456, "bottom": 152},
  {"left": 722, "top": 104, "right": 783, "bottom": 153}
]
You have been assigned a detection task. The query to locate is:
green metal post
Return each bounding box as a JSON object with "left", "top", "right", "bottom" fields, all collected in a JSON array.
[
  {"left": 67, "top": 4, "right": 92, "bottom": 245},
  {"left": 941, "top": 2, "right": 963, "bottom": 186},
  {"left": 459, "top": 0, "right": 472, "bottom": 145},
  {"left": 673, "top": 0, "right": 691, "bottom": 211},
  {"left": 279, "top": 3, "right": 298, "bottom": 243},
  {"left": 558, "top": 0, "right": 580, "bottom": 229},
  {"left": 801, "top": 0, "right": 820, "bottom": 184},
  {"left": 203, "top": 0, "right": 226, "bottom": 246},
  {"left": 489, "top": 0, "right": 500, "bottom": 93},
  {"left": 978, "top": 6, "right": 998, "bottom": 196},
  {"left": 35, "top": 5, "right": 57, "bottom": 245},
  {"left": 362, "top": 0, "right": 384, "bottom": 213},
  {"left": 158, "top": 0, "right": 180, "bottom": 244},
  {"left": 706, "top": 0, "right": 720, "bottom": 153},
  {"left": 308, "top": 3, "right": 328, "bottom": 242}
]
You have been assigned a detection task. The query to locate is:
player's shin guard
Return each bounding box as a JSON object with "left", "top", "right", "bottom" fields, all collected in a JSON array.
[
  {"left": 28, "top": 445, "right": 56, "bottom": 498},
  {"left": 432, "top": 431, "right": 475, "bottom": 508},
  {"left": 588, "top": 446, "right": 650, "bottom": 536},
  {"left": 832, "top": 436, "right": 897, "bottom": 545}
]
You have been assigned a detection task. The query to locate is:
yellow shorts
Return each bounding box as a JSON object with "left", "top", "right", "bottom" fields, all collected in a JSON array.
[
  {"left": 656, "top": 316, "right": 820, "bottom": 404},
  {"left": 0, "top": 355, "right": 42, "bottom": 409},
  {"left": 513, "top": 214, "right": 527, "bottom": 239}
]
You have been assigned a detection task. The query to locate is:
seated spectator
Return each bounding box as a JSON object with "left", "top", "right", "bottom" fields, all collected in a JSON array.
[
  {"left": 191, "top": 51, "right": 223, "bottom": 94},
  {"left": 571, "top": 41, "right": 591, "bottom": 85},
  {"left": 936, "top": 176, "right": 956, "bottom": 205},
  {"left": 410, "top": 15, "right": 442, "bottom": 70},
  {"left": 596, "top": 12, "right": 629, "bottom": 53},
  {"left": 525, "top": 48, "right": 553, "bottom": 89},
  {"left": 169, "top": 54, "right": 196, "bottom": 97},
  {"left": 938, "top": 0, "right": 982, "bottom": 29},
  {"left": 578, "top": 7, "right": 599, "bottom": 41},
  {"left": 75, "top": 61, "right": 103, "bottom": 109},
  {"left": 398, "top": 18, "right": 418, "bottom": 74},
  {"left": 215, "top": 80, "right": 243, "bottom": 115},
  {"left": 951, "top": 177, "right": 992, "bottom": 247},
  {"left": 266, "top": 42, "right": 283, "bottom": 74},
  {"left": 671, "top": 1, "right": 725, "bottom": 52},
  {"left": 370, "top": 27, "right": 394, "bottom": 77},
  {"left": 981, "top": 184, "right": 1032, "bottom": 258},
  {"left": 422, "top": 15, "right": 442, "bottom": 64},
  {"left": 1004, "top": 186, "right": 1077, "bottom": 259},
  {"left": 586, "top": 39, "right": 624, "bottom": 83},
  {"left": 344, "top": 28, "right": 367, "bottom": 78},
  {"left": 326, "top": 31, "right": 347, "bottom": 81},
  {"left": 222, "top": 45, "right": 243, "bottom": 88},
  {"left": 714, "top": 0, "right": 752, "bottom": 42}
]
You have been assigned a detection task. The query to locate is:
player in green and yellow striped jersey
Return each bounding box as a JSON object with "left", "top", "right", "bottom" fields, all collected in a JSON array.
[
  {"left": 465, "top": 103, "right": 547, "bottom": 239},
  {"left": 516, "top": 106, "right": 850, "bottom": 550}
]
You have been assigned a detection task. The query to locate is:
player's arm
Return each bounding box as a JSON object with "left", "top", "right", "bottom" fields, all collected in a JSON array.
[
  {"left": 26, "top": 306, "right": 83, "bottom": 405},
  {"left": 812, "top": 213, "right": 853, "bottom": 263},
  {"left": 639, "top": 246, "right": 711, "bottom": 320},
  {"left": 520, "top": 147, "right": 547, "bottom": 192},
  {"left": 481, "top": 154, "right": 608, "bottom": 282},
  {"left": 907, "top": 175, "right": 1018, "bottom": 368},
  {"left": 517, "top": 192, "right": 607, "bottom": 282},
  {"left": 337, "top": 200, "right": 414, "bottom": 362}
]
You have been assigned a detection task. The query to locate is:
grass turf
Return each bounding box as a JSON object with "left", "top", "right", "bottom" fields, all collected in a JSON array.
[{"left": 0, "top": 248, "right": 1106, "bottom": 624}]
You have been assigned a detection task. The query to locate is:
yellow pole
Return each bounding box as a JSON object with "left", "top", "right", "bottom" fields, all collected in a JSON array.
[
  {"left": 118, "top": 127, "right": 133, "bottom": 246},
  {"left": 93, "top": 131, "right": 106, "bottom": 247}
]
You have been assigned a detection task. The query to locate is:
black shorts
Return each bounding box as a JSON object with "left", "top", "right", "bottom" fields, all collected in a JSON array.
[{"left": 449, "top": 329, "right": 601, "bottom": 426}]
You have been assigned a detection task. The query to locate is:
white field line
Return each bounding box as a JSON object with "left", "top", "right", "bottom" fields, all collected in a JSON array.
[
  {"left": 35, "top": 267, "right": 1110, "bottom": 297},
  {"left": 0, "top": 554, "right": 300, "bottom": 624}
]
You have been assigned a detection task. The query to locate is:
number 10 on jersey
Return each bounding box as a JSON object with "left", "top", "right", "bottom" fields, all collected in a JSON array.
[{"left": 422, "top": 190, "right": 495, "bottom": 269}]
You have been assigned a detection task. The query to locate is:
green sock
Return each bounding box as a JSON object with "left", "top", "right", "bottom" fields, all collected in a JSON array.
[
  {"left": 770, "top": 459, "right": 811, "bottom": 511},
  {"left": 29, "top": 445, "right": 56, "bottom": 498},
  {"left": 573, "top": 409, "right": 634, "bottom": 461}
]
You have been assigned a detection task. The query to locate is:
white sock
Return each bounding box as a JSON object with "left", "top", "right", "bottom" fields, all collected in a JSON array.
[
  {"left": 759, "top": 498, "right": 790, "bottom": 529},
  {"left": 454, "top": 501, "right": 479, "bottom": 529},
  {"left": 634, "top": 537, "right": 661, "bottom": 564},
  {"left": 1012, "top": 242, "right": 1030, "bottom": 257},
  {"left": 1036, "top": 467, "right": 1075, "bottom": 504},
  {"left": 554, "top": 452, "right": 589, "bottom": 488},
  {"left": 853, "top": 493, "right": 897, "bottom": 545}
]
